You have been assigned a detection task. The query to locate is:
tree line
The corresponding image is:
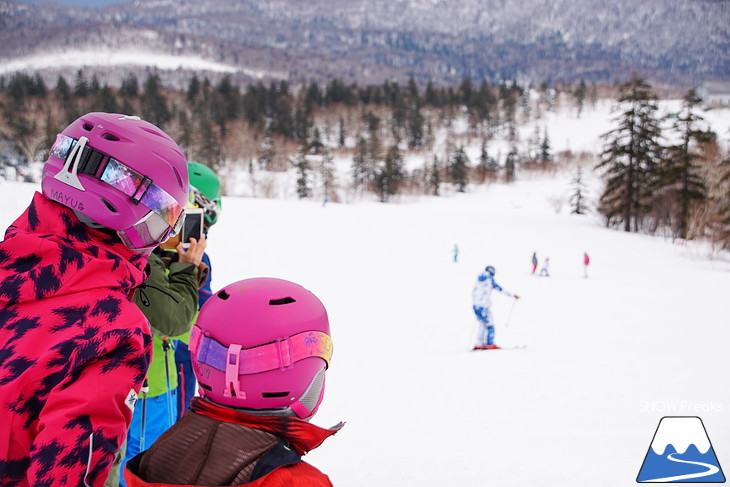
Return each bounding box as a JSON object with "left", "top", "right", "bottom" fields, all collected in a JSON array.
[
  {"left": 597, "top": 74, "right": 730, "bottom": 248},
  {"left": 0, "top": 69, "right": 570, "bottom": 199}
]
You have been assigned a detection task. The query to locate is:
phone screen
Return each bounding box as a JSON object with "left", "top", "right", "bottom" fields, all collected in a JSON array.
[{"left": 182, "top": 210, "right": 203, "bottom": 247}]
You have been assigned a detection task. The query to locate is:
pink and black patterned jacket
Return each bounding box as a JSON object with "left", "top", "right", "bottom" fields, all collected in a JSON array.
[{"left": 0, "top": 192, "right": 152, "bottom": 487}]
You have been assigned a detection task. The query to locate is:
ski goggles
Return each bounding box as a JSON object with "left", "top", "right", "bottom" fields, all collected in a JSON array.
[
  {"left": 190, "top": 325, "right": 332, "bottom": 380},
  {"left": 50, "top": 134, "right": 184, "bottom": 248},
  {"left": 191, "top": 186, "right": 221, "bottom": 226}
]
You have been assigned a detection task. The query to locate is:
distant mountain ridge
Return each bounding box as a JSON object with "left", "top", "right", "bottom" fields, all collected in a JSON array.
[{"left": 0, "top": 0, "right": 728, "bottom": 87}]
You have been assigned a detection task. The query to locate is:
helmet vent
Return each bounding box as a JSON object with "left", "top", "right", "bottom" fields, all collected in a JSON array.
[
  {"left": 82, "top": 123, "right": 93, "bottom": 131},
  {"left": 102, "top": 133, "right": 120, "bottom": 141},
  {"left": 218, "top": 290, "right": 231, "bottom": 300},
  {"left": 269, "top": 297, "right": 296, "bottom": 306},
  {"left": 101, "top": 198, "right": 118, "bottom": 213},
  {"left": 262, "top": 392, "right": 289, "bottom": 398},
  {"left": 173, "top": 167, "right": 183, "bottom": 189}
]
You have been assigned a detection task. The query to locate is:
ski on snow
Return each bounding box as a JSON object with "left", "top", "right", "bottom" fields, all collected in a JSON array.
[{"left": 471, "top": 345, "right": 527, "bottom": 351}]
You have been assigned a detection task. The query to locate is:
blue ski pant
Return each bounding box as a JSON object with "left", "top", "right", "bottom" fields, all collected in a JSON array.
[
  {"left": 473, "top": 305, "right": 495, "bottom": 346},
  {"left": 118, "top": 387, "right": 178, "bottom": 486}
]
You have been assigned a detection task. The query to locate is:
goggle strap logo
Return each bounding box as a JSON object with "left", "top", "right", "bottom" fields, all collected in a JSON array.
[{"left": 54, "top": 136, "right": 88, "bottom": 191}]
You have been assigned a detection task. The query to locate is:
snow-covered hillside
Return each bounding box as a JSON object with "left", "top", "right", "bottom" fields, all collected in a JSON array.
[{"left": 1, "top": 165, "right": 728, "bottom": 485}]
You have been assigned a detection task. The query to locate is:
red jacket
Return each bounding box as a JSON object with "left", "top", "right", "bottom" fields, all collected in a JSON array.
[
  {"left": 124, "top": 398, "right": 342, "bottom": 487},
  {"left": 0, "top": 193, "right": 152, "bottom": 486}
]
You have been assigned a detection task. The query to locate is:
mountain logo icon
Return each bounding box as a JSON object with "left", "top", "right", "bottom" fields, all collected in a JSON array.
[{"left": 637, "top": 416, "right": 725, "bottom": 483}]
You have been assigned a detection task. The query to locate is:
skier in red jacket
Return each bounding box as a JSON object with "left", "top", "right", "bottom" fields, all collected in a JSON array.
[
  {"left": 124, "top": 277, "right": 343, "bottom": 487},
  {"left": 0, "top": 112, "right": 189, "bottom": 486}
]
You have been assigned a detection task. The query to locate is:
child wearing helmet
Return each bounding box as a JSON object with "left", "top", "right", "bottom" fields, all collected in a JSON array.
[
  {"left": 174, "top": 161, "right": 223, "bottom": 419},
  {"left": 123, "top": 278, "right": 343, "bottom": 486},
  {"left": 0, "top": 113, "right": 189, "bottom": 486},
  {"left": 472, "top": 265, "right": 520, "bottom": 350}
]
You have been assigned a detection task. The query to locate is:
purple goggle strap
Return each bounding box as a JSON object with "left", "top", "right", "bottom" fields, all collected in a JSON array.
[{"left": 191, "top": 325, "right": 332, "bottom": 377}]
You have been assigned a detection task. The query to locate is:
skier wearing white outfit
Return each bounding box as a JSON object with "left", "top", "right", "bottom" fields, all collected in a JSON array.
[{"left": 472, "top": 266, "right": 519, "bottom": 349}]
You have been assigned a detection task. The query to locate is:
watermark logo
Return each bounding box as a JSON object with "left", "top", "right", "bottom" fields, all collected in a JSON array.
[{"left": 637, "top": 416, "right": 725, "bottom": 483}]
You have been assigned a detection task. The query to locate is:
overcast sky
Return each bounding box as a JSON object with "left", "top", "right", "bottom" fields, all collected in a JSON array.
[{"left": 14, "top": 0, "right": 129, "bottom": 6}]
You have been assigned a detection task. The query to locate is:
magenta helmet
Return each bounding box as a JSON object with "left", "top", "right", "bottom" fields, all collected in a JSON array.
[
  {"left": 190, "top": 278, "right": 332, "bottom": 418},
  {"left": 41, "top": 112, "right": 188, "bottom": 254}
]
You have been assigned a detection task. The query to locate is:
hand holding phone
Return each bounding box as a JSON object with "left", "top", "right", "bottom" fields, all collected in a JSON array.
[{"left": 181, "top": 208, "right": 204, "bottom": 249}]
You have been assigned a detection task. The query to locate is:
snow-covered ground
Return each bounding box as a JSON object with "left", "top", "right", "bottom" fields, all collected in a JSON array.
[
  {"left": 2, "top": 168, "right": 729, "bottom": 485},
  {"left": 1, "top": 98, "right": 729, "bottom": 485}
]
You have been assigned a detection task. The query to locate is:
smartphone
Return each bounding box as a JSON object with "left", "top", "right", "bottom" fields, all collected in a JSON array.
[{"left": 181, "top": 208, "right": 204, "bottom": 249}]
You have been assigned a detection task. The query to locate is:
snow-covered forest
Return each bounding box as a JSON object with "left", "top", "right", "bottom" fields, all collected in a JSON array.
[{"left": 1, "top": 70, "right": 729, "bottom": 248}]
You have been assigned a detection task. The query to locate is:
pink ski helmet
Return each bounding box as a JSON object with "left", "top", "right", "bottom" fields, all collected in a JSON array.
[
  {"left": 41, "top": 112, "right": 188, "bottom": 254},
  {"left": 190, "top": 278, "right": 332, "bottom": 419}
]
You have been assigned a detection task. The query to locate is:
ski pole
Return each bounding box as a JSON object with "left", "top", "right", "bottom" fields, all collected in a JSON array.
[
  {"left": 161, "top": 337, "right": 175, "bottom": 426},
  {"left": 504, "top": 297, "right": 518, "bottom": 328},
  {"left": 178, "top": 363, "right": 185, "bottom": 421},
  {"left": 468, "top": 321, "right": 478, "bottom": 349},
  {"left": 139, "top": 378, "right": 149, "bottom": 451}
]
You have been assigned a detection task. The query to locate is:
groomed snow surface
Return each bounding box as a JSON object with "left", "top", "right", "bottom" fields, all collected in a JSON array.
[{"left": 1, "top": 171, "right": 728, "bottom": 486}]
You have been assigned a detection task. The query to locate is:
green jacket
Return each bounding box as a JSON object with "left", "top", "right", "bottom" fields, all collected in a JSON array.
[{"left": 134, "top": 252, "right": 198, "bottom": 397}]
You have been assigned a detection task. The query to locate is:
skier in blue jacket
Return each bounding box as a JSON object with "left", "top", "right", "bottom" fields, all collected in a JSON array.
[{"left": 472, "top": 265, "right": 520, "bottom": 350}]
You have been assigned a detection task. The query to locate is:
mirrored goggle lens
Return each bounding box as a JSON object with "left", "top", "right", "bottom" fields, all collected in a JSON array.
[
  {"left": 100, "top": 158, "right": 183, "bottom": 231},
  {"left": 118, "top": 210, "right": 183, "bottom": 251},
  {"left": 193, "top": 188, "right": 221, "bottom": 224},
  {"left": 50, "top": 133, "right": 76, "bottom": 160},
  {"left": 51, "top": 134, "right": 184, "bottom": 236}
]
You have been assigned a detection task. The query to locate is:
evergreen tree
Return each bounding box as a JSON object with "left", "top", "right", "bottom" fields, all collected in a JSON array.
[
  {"left": 539, "top": 129, "right": 553, "bottom": 166},
  {"left": 95, "top": 84, "right": 118, "bottom": 113},
  {"left": 351, "top": 133, "right": 369, "bottom": 190},
  {"left": 570, "top": 167, "right": 589, "bottom": 214},
  {"left": 716, "top": 151, "right": 730, "bottom": 248},
  {"left": 374, "top": 144, "right": 405, "bottom": 202},
  {"left": 337, "top": 116, "right": 346, "bottom": 147},
  {"left": 120, "top": 73, "right": 139, "bottom": 98},
  {"left": 74, "top": 69, "right": 88, "bottom": 98},
  {"left": 89, "top": 74, "right": 101, "bottom": 95},
  {"left": 504, "top": 146, "right": 519, "bottom": 183},
  {"left": 55, "top": 76, "right": 72, "bottom": 111},
  {"left": 141, "top": 73, "right": 171, "bottom": 127},
  {"left": 197, "top": 114, "right": 220, "bottom": 169},
  {"left": 574, "top": 79, "right": 587, "bottom": 117},
  {"left": 258, "top": 125, "right": 276, "bottom": 170},
  {"left": 597, "top": 74, "right": 663, "bottom": 232},
  {"left": 429, "top": 155, "right": 441, "bottom": 196},
  {"left": 186, "top": 75, "right": 201, "bottom": 103},
  {"left": 309, "top": 126, "right": 324, "bottom": 154},
  {"left": 320, "top": 148, "right": 336, "bottom": 201},
  {"left": 32, "top": 74, "right": 47, "bottom": 97},
  {"left": 449, "top": 145, "right": 470, "bottom": 192},
  {"left": 476, "top": 138, "right": 499, "bottom": 182},
  {"left": 177, "top": 111, "right": 194, "bottom": 155},
  {"left": 294, "top": 145, "right": 312, "bottom": 199},
  {"left": 656, "top": 89, "right": 716, "bottom": 239}
]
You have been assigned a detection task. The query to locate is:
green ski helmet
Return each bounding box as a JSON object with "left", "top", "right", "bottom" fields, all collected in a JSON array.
[{"left": 188, "top": 161, "right": 222, "bottom": 227}]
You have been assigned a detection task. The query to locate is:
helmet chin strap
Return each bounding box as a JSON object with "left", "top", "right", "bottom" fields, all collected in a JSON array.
[{"left": 55, "top": 136, "right": 88, "bottom": 191}]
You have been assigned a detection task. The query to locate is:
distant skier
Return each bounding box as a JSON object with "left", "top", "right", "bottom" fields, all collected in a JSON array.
[
  {"left": 539, "top": 257, "right": 550, "bottom": 277},
  {"left": 531, "top": 251, "right": 538, "bottom": 274},
  {"left": 453, "top": 243, "right": 460, "bottom": 263},
  {"left": 472, "top": 266, "right": 520, "bottom": 350},
  {"left": 583, "top": 252, "right": 590, "bottom": 278}
]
